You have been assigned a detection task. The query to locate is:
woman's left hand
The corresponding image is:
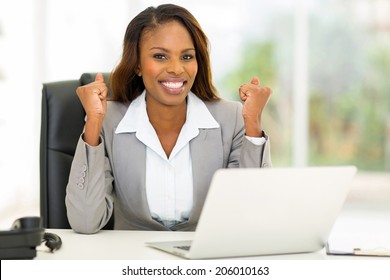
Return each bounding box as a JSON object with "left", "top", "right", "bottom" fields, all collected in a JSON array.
[{"left": 239, "top": 76, "right": 272, "bottom": 137}]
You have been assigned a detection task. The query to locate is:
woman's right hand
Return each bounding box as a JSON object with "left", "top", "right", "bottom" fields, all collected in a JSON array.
[
  {"left": 77, "top": 73, "right": 108, "bottom": 119},
  {"left": 76, "top": 73, "right": 108, "bottom": 146}
]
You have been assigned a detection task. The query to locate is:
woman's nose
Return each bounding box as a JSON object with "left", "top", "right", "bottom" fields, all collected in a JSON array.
[{"left": 166, "top": 59, "right": 184, "bottom": 75}]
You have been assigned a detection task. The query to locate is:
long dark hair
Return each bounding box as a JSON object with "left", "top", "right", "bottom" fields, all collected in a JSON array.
[{"left": 110, "top": 4, "right": 219, "bottom": 102}]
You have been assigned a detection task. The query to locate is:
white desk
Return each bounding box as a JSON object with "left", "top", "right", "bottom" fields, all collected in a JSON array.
[
  {"left": 36, "top": 229, "right": 325, "bottom": 260},
  {"left": 36, "top": 229, "right": 196, "bottom": 260},
  {"left": 36, "top": 215, "right": 390, "bottom": 260}
]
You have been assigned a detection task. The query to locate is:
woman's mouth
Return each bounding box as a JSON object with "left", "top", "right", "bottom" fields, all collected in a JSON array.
[{"left": 160, "top": 79, "right": 186, "bottom": 94}]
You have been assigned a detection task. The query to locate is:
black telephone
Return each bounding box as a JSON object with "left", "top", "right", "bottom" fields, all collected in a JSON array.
[{"left": 0, "top": 216, "right": 45, "bottom": 259}]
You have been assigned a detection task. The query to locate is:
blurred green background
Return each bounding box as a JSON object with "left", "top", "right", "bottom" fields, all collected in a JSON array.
[{"left": 217, "top": 1, "right": 390, "bottom": 171}]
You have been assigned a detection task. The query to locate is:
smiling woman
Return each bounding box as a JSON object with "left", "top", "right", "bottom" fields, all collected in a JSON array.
[
  {"left": 65, "top": 3, "right": 272, "bottom": 234},
  {"left": 109, "top": 5, "right": 218, "bottom": 104},
  {"left": 137, "top": 21, "right": 199, "bottom": 108},
  {"left": 136, "top": 20, "right": 200, "bottom": 158}
]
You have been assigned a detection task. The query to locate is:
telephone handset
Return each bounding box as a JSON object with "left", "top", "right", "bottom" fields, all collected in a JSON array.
[{"left": 0, "top": 216, "right": 45, "bottom": 259}]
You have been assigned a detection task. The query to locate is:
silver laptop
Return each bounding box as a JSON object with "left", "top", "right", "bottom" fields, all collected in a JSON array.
[{"left": 146, "top": 166, "right": 357, "bottom": 259}]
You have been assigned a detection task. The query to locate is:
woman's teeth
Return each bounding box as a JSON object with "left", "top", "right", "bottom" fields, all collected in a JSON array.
[{"left": 162, "top": 81, "right": 184, "bottom": 89}]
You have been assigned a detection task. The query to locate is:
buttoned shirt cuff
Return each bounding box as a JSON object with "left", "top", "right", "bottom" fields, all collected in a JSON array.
[{"left": 245, "top": 135, "right": 266, "bottom": 146}]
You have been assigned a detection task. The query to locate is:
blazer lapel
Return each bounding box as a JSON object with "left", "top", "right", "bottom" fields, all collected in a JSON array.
[
  {"left": 188, "top": 127, "right": 223, "bottom": 225},
  {"left": 113, "top": 132, "right": 166, "bottom": 229}
]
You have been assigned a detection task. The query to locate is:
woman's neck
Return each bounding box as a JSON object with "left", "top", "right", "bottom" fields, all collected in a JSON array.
[
  {"left": 146, "top": 98, "right": 187, "bottom": 132},
  {"left": 146, "top": 97, "right": 187, "bottom": 158}
]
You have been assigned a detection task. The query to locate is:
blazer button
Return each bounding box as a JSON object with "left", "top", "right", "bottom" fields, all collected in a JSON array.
[
  {"left": 79, "top": 177, "right": 85, "bottom": 184},
  {"left": 77, "top": 183, "right": 84, "bottom": 189},
  {"left": 81, "top": 171, "right": 86, "bottom": 177},
  {"left": 82, "top": 165, "right": 87, "bottom": 172}
]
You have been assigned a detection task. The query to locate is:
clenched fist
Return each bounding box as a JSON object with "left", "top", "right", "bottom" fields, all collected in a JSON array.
[
  {"left": 76, "top": 73, "right": 108, "bottom": 119},
  {"left": 76, "top": 73, "right": 108, "bottom": 146},
  {"left": 239, "top": 76, "right": 272, "bottom": 137}
]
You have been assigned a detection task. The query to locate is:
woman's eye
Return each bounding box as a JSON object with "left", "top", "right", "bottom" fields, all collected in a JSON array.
[
  {"left": 182, "top": 54, "right": 194, "bottom": 61},
  {"left": 153, "top": 54, "right": 167, "bottom": 60}
]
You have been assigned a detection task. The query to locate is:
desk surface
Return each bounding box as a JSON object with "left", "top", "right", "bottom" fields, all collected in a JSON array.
[
  {"left": 37, "top": 229, "right": 195, "bottom": 260},
  {"left": 36, "top": 216, "right": 390, "bottom": 260},
  {"left": 37, "top": 229, "right": 327, "bottom": 260}
]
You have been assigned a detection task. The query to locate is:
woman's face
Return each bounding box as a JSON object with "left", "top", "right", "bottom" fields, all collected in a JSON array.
[{"left": 137, "top": 20, "right": 198, "bottom": 108}]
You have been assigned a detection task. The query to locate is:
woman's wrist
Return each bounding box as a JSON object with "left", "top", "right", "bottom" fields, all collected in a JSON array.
[
  {"left": 83, "top": 117, "right": 103, "bottom": 146},
  {"left": 244, "top": 116, "right": 262, "bottom": 137}
]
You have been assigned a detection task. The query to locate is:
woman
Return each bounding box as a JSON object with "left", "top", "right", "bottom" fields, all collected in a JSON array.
[{"left": 66, "top": 4, "right": 272, "bottom": 233}]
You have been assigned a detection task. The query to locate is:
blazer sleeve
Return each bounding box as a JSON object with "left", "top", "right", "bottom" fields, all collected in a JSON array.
[
  {"left": 239, "top": 134, "right": 272, "bottom": 168},
  {"left": 65, "top": 135, "right": 114, "bottom": 234}
]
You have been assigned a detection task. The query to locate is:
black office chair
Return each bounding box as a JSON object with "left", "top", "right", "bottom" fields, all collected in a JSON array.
[{"left": 40, "top": 72, "right": 113, "bottom": 229}]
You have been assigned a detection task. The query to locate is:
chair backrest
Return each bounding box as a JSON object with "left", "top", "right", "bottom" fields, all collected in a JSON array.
[{"left": 40, "top": 73, "right": 111, "bottom": 229}]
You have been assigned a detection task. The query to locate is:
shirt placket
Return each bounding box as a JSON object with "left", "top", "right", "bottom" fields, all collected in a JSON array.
[{"left": 164, "top": 161, "right": 176, "bottom": 222}]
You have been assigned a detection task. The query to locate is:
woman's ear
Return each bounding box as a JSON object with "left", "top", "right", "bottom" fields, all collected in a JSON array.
[{"left": 136, "top": 65, "right": 142, "bottom": 77}]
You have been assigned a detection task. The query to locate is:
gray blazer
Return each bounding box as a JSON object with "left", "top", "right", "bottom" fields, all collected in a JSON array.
[{"left": 66, "top": 98, "right": 271, "bottom": 233}]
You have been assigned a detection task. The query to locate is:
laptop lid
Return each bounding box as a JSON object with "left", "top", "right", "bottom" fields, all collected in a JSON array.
[{"left": 148, "top": 166, "right": 357, "bottom": 259}]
